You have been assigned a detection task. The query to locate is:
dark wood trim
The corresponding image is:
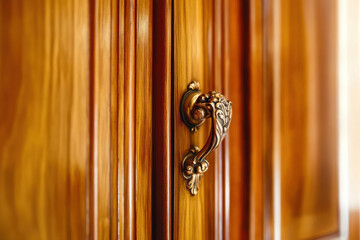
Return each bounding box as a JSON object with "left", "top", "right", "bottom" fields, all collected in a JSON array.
[{"left": 152, "top": 0, "right": 172, "bottom": 239}]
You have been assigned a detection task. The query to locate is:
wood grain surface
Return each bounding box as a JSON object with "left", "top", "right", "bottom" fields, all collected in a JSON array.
[
  {"left": 173, "top": 0, "right": 212, "bottom": 238},
  {"left": 0, "top": 0, "right": 346, "bottom": 239},
  {"left": 135, "top": 0, "right": 153, "bottom": 238},
  {"left": 173, "top": 0, "right": 230, "bottom": 239},
  {"left": 123, "top": 0, "right": 136, "bottom": 238},
  {"left": 122, "top": 0, "right": 154, "bottom": 239},
  {"left": 0, "top": 0, "right": 154, "bottom": 239},
  {"left": 257, "top": 0, "right": 340, "bottom": 239},
  {"left": 0, "top": 0, "right": 89, "bottom": 239}
]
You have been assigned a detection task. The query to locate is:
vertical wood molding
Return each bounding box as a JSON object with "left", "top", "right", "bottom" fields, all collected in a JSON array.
[
  {"left": 152, "top": 0, "right": 172, "bottom": 239},
  {"left": 213, "top": 0, "right": 224, "bottom": 238},
  {"left": 118, "top": 0, "right": 125, "bottom": 238},
  {"left": 124, "top": 0, "right": 136, "bottom": 239},
  {"left": 89, "top": 0, "right": 97, "bottom": 238},
  {"left": 90, "top": 0, "right": 116, "bottom": 238},
  {"left": 121, "top": 0, "right": 155, "bottom": 239},
  {"left": 249, "top": 0, "right": 265, "bottom": 239},
  {"left": 110, "top": 0, "right": 120, "bottom": 238},
  {"left": 225, "top": 0, "right": 251, "bottom": 239},
  {"left": 135, "top": 0, "right": 153, "bottom": 238}
]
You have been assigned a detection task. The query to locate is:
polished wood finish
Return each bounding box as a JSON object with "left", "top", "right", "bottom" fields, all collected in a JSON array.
[
  {"left": 123, "top": 0, "right": 136, "bottom": 238},
  {"left": 226, "top": 0, "right": 250, "bottom": 239},
  {"left": 0, "top": 0, "right": 89, "bottom": 239},
  {"left": 1, "top": 0, "right": 352, "bottom": 239},
  {"left": 173, "top": 0, "right": 230, "bottom": 239},
  {"left": 227, "top": 0, "right": 342, "bottom": 239},
  {"left": 91, "top": 0, "right": 114, "bottom": 238},
  {"left": 0, "top": 0, "right": 155, "bottom": 239},
  {"left": 152, "top": 0, "right": 172, "bottom": 239},
  {"left": 271, "top": 1, "right": 338, "bottom": 239},
  {"left": 248, "top": 0, "right": 266, "bottom": 239},
  {"left": 173, "top": 0, "right": 212, "bottom": 238},
  {"left": 135, "top": 0, "right": 153, "bottom": 238},
  {"left": 244, "top": 0, "right": 340, "bottom": 239},
  {"left": 122, "top": 0, "right": 154, "bottom": 239}
]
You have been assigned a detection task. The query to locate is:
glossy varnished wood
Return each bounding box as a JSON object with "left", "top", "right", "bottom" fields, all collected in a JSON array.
[
  {"left": 0, "top": 0, "right": 155, "bottom": 239},
  {"left": 135, "top": 0, "right": 153, "bottom": 238},
  {"left": 0, "top": 0, "right": 89, "bottom": 238},
  {"left": 152, "top": 0, "right": 172, "bottom": 239},
  {"left": 249, "top": 0, "right": 265, "bottom": 239},
  {"left": 110, "top": 0, "right": 120, "bottom": 239},
  {"left": 122, "top": 0, "right": 154, "bottom": 239},
  {"left": 173, "top": 0, "right": 210, "bottom": 239},
  {"left": 257, "top": 0, "right": 339, "bottom": 239},
  {"left": 226, "top": 0, "right": 250, "bottom": 239},
  {"left": 173, "top": 0, "right": 231, "bottom": 238},
  {"left": 123, "top": 0, "right": 136, "bottom": 239},
  {"left": 91, "top": 0, "right": 113, "bottom": 238}
]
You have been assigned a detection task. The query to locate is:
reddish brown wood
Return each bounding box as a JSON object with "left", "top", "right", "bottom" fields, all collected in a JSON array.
[
  {"left": 152, "top": 0, "right": 172, "bottom": 239},
  {"left": 249, "top": 0, "right": 265, "bottom": 239},
  {"left": 225, "top": 0, "right": 251, "bottom": 239}
]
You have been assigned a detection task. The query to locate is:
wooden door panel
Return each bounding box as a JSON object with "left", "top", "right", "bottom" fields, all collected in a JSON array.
[
  {"left": 240, "top": 0, "right": 340, "bottom": 239},
  {"left": 0, "top": 0, "right": 89, "bottom": 239},
  {"left": 0, "top": 0, "right": 155, "bottom": 239},
  {"left": 269, "top": 1, "right": 339, "bottom": 239}
]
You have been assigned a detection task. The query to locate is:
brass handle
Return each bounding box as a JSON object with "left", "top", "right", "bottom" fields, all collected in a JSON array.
[{"left": 180, "top": 81, "right": 232, "bottom": 195}]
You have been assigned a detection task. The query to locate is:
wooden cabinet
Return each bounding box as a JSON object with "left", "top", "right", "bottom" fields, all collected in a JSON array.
[{"left": 0, "top": 0, "right": 359, "bottom": 239}]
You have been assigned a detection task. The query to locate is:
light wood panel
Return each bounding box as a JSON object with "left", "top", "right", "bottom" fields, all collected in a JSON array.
[
  {"left": 173, "top": 0, "right": 207, "bottom": 239},
  {"left": 173, "top": 0, "right": 211, "bottom": 237},
  {"left": 0, "top": 0, "right": 89, "bottom": 239},
  {"left": 173, "top": 0, "right": 229, "bottom": 239},
  {"left": 135, "top": 0, "right": 153, "bottom": 238},
  {"left": 110, "top": 0, "right": 120, "bottom": 239}
]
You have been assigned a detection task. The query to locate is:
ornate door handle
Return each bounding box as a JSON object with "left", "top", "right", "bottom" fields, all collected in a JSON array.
[{"left": 180, "top": 81, "right": 232, "bottom": 195}]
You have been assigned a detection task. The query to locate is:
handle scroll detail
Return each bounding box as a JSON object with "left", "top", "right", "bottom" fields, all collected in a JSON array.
[{"left": 180, "top": 81, "right": 232, "bottom": 195}]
